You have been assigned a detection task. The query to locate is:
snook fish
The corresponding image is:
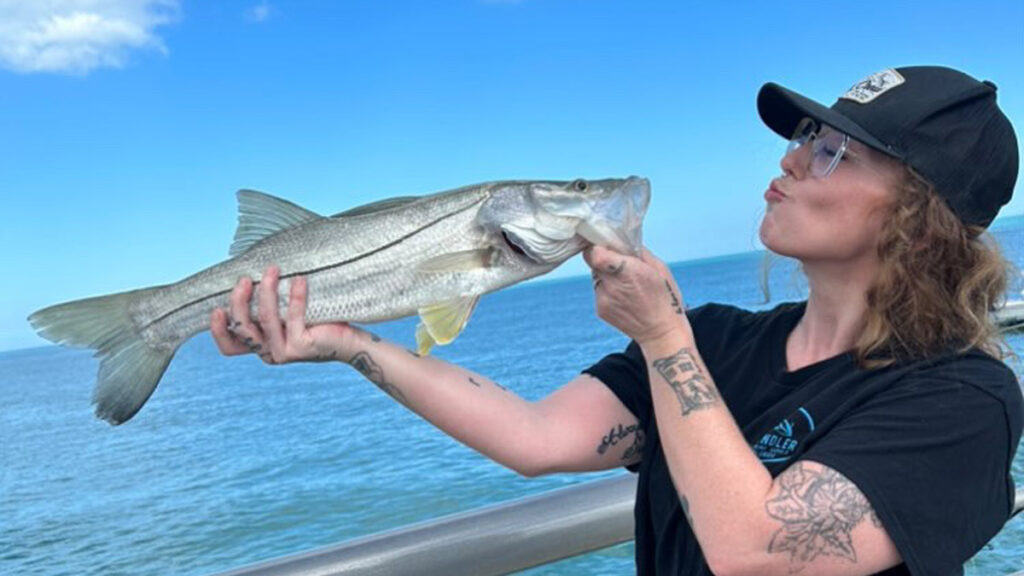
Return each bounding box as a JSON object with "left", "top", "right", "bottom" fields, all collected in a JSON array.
[{"left": 29, "top": 177, "right": 651, "bottom": 425}]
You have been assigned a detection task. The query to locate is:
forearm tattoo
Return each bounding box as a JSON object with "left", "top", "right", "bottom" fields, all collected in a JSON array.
[
  {"left": 665, "top": 280, "right": 683, "bottom": 315},
  {"left": 350, "top": 351, "right": 408, "bottom": 406},
  {"left": 766, "top": 463, "right": 882, "bottom": 565},
  {"left": 596, "top": 423, "right": 646, "bottom": 461},
  {"left": 651, "top": 348, "right": 720, "bottom": 416},
  {"left": 468, "top": 376, "right": 507, "bottom": 392}
]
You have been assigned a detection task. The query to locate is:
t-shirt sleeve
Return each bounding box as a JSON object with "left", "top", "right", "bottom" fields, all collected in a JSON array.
[
  {"left": 801, "top": 358, "right": 1023, "bottom": 576},
  {"left": 581, "top": 303, "right": 733, "bottom": 428},
  {"left": 582, "top": 339, "right": 651, "bottom": 429}
]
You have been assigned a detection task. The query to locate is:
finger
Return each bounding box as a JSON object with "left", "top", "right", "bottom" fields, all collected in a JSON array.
[
  {"left": 640, "top": 247, "right": 673, "bottom": 278},
  {"left": 582, "top": 246, "right": 595, "bottom": 269},
  {"left": 210, "top": 308, "right": 250, "bottom": 355},
  {"left": 229, "top": 275, "right": 264, "bottom": 346},
  {"left": 286, "top": 275, "right": 308, "bottom": 343},
  {"left": 259, "top": 266, "right": 286, "bottom": 359},
  {"left": 229, "top": 275, "right": 252, "bottom": 324},
  {"left": 581, "top": 241, "right": 610, "bottom": 268},
  {"left": 588, "top": 245, "right": 630, "bottom": 276},
  {"left": 606, "top": 259, "right": 626, "bottom": 276}
]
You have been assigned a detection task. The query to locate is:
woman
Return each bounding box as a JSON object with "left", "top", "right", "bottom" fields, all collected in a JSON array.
[{"left": 210, "top": 66, "right": 1022, "bottom": 575}]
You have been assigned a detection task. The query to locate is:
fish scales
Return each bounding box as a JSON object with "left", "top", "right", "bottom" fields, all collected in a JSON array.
[{"left": 29, "top": 177, "right": 650, "bottom": 424}]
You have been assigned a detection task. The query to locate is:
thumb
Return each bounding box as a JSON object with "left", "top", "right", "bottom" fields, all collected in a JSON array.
[
  {"left": 640, "top": 247, "right": 671, "bottom": 276},
  {"left": 586, "top": 244, "right": 617, "bottom": 270}
]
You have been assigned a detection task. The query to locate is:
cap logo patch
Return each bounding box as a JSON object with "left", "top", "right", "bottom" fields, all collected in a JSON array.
[{"left": 840, "top": 69, "right": 906, "bottom": 104}]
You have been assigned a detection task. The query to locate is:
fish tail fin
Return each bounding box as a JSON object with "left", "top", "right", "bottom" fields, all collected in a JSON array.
[{"left": 28, "top": 287, "right": 177, "bottom": 425}]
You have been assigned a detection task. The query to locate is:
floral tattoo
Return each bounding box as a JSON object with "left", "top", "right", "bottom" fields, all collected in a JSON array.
[{"left": 766, "top": 463, "right": 882, "bottom": 566}]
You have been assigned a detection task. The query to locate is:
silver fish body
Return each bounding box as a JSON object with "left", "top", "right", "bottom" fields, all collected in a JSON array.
[{"left": 30, "top": 177, "right": 650, "bottom": 424}]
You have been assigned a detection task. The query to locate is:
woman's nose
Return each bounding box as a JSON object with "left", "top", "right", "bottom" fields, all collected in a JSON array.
[{"left": 780, "top": 144, "right": 808, "bottom": 179}]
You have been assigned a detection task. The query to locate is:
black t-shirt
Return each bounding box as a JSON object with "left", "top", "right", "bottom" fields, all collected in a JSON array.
[{"left": 583, "top": 302, "right": 1023, "bottom": 576}]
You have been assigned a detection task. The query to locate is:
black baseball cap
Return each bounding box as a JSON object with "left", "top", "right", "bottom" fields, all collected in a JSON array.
[{"left": 757, "top": 66, "right": 1019, "bottom": 228}]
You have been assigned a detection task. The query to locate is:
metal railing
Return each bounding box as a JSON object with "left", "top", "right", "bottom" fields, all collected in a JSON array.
[
  {"left": 994, "top": 300, "right": 1024, "bottom": 331},
  {"left": 213, "top": 474, "right": 637, "bottom": 576},
  {"left": 214, "top": 475, "right": 1022, "bottom": 576}
]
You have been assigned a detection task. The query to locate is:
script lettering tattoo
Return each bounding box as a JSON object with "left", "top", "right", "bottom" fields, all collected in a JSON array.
[
  {"left": 351, "top": 351, "right": 408, "bottom": 406},
  {"left": 665, "top": 280, "right": 683, "bottom": 315},
  {"left": 597, "top": 423, "right": 646, "bottom": 461},
  {"left": 766, "top": 463, "right": 878, "bottom": 566},
  {"left": 622, "top": 426, "right": 645, "bottom": 461},
  {"left": 651, "top": 348, "right": 720, "bottom": 416}
]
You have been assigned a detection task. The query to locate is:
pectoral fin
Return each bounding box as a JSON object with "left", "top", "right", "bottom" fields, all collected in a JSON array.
[
  {"left": 416, "top": 248, "right": 497, "bottom": 274},
  {"left": 415, "top": 295, "right": 480, "bottom": 355}
]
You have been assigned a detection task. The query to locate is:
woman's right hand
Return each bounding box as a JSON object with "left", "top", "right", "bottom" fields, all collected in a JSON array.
[{"left": 210, "top": 266, "right": 360, "bottom": 364}]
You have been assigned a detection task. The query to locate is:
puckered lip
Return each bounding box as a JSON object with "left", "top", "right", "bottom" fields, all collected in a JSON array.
[{"left": 765, "top": 180, "right": 788, "bottom": 202}]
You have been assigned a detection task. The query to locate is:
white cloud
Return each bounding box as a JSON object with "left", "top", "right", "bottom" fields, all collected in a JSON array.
[
  {"left": 244, "top": 2, "right": 271, "bottom": 23},
  {"left": 0, "top": 0, "right": 179, "bottom": 75}
]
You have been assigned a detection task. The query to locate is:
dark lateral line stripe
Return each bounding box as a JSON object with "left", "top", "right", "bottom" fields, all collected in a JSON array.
[{"left": 142, "top": 196, "right": 488, "bottom": 330}]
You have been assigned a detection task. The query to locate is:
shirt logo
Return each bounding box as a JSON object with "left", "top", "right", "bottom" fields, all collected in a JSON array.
[
  {"left": 840, "top": 69, "right": 905, "bottom": 104},
  {"left": 754, "top": 407, "right": 815, "bottom": 464}
]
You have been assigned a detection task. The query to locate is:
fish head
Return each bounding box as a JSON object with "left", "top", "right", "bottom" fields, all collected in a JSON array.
[{"left": 478, "top": 176, "right": 651, "bottom": 266}]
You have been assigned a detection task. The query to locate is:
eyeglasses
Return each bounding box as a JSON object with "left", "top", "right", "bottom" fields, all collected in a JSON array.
[{"left": 786, "top": 117, "right": 850, "bottom": 179}]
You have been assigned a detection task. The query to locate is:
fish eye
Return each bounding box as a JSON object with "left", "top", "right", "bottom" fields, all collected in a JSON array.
[{"left": 572, "top": 179, "right": 588, "bottom": 192}]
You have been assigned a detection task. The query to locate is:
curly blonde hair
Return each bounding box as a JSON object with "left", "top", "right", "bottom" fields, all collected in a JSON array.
[{"left": 856, "top": 167, "right": 1013, "bottom": 368}]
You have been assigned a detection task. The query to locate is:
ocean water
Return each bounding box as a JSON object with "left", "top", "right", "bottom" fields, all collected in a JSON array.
[{"left": 3, "top": 217, "right": 1023, "bottom": 576}]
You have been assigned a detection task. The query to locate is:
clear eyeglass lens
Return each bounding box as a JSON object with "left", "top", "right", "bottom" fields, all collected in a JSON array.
[
  {"left": 810, "top": 129, "right": 849, "bottom": 178},
  {"left": 785, "top": 117, "right": 850, "bottom": 179},
  {"left": 786, "top": 117, "right": 817, "bottom": 155}
]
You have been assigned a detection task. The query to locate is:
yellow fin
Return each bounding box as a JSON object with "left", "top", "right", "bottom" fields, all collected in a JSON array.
[
  {"left": 415, "top": 322, "right": 436, "bottom": 356},
  {"left": 415, "top": 295, "right": 480, "bottom": 355},
  {"left": 416, "top": 248, "right": 496, "bottom": 274}
]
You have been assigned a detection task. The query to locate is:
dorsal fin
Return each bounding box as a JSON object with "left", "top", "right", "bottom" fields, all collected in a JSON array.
[
  {"left": 331, "top": 196, "right": 420, "bottom": 218},
  {"left": 229, "top": 190, "right": 323, "bottom": 257}
]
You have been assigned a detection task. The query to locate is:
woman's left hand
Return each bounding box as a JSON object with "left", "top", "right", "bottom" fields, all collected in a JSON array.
[{"left": 584, "top": 245, "right": 692, "bottom": 347}]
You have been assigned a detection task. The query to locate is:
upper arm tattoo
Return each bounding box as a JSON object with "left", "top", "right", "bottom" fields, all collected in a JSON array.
[
  {"left": 766, "top": 462, "right": 883, "bottom": 566},
  {"left": 596, "top": 422, "right": 646, "bottom": 462},
  {"left": 651, "top": 348, "right": 721, "bottom": 416}
]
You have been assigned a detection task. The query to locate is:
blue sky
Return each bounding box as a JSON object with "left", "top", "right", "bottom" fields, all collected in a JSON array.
[{"left": 2, "top": 0, "right": 1022, "bottom": 351}]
